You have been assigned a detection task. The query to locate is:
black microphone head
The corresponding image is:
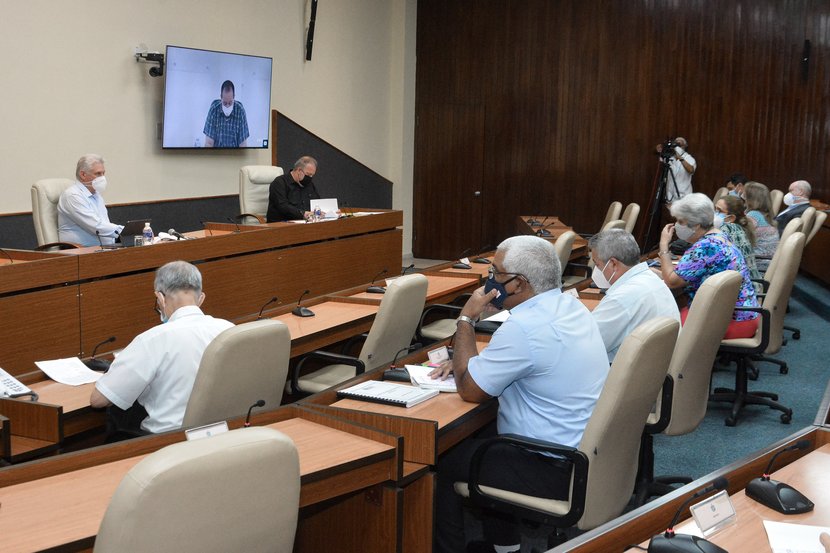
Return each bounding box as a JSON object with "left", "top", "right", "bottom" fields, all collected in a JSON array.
[
  {"left": 255, "top": 399, "right": 265, "bottom": 407},
  {"left": 794, "top": 439, "right": 810, "bottom": 450},
  {"left": 712, "top": 476, "right": 728, "bottom": 491}
]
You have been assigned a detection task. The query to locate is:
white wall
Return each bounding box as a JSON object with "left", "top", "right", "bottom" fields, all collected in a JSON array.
[{"left": 2, "top": 0, "right": 417, "bottom": 255}]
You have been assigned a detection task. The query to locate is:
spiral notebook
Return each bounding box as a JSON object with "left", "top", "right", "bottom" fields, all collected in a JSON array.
[{"left": 336, "top": 380, "right": 439, "bottom": 408}]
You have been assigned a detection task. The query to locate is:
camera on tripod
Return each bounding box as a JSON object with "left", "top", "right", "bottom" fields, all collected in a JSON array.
[{"left": 660, "top": 137, "right": 680, "bottom": 160}]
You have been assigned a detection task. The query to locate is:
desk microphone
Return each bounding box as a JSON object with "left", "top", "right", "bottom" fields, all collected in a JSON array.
[
  {"left": 367, "top": 269, "right": 388, "bottom": 294},
  {"left": 257, "top": 296, "right": 279, "bottom": 319},
  {"left": 226, "top": 217, "right": 242, "bottom": 233},
  {"left": 244, "top": 399, "right": 266, "bottom": 427},
  {"left": 745, "top": 439, "right": 813, "bottom": 514},
  {"left": 292, "top": 290, "right": 315, "bottom": 317},
  {"left": 84, "top": 336, "right": 116, "bottom": 372},
  {"left": 648, "top": 477, "right": 729, "bottom": 553},
  {"left": 199, "top": 220, "right": 214, "bottom": 236},
  {"left": 382, "top": 344, "right": 423, "bottom": 382},
  {"left": 473, "top": 244, "right": 492, "bottom": 264},
  {"left": 95, "top": 230, "right": 120, "bottom": 250},
  {"left": 401, "top": 263, "right": 415, "bottom": 275},
  {"left": 526, "top": 216, "right": 541, "bottom": 227},
  {"left": 452, "top": 248, "right": 472, "bottom": 270},
  {"left": 167, "top": 228, "right": 187, "bottom": 240},
  {"left": 0, "top": 247, "right": 13, "bottom": 264}
]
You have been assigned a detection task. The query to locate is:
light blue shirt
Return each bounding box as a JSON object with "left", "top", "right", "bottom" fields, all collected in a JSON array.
[
  {"left": 57, "top": 182, "right": 123, "bottom": 246},
  {"left": 468, "top": 288, "right": 609, "bottom": 448},
  {"left": 591, "top": 262, "right": 680, "bottom": 362}
]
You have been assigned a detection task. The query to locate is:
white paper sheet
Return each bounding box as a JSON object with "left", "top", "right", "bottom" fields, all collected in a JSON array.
[
  {"left": 763, "top": 520, "right": 830, "bottom": 553},
  {"left": 406, "top": 364, "right": 457, "bottom": 392},
  {"left": 35, "top": 357, "right": 102, "bottom": 386}
]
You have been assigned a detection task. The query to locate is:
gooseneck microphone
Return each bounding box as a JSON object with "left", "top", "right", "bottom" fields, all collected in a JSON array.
[
  {"left": 168, "top": 228, "right": 187, "bottom": 240},
  {"left": 84, "top": 336, "right": 116, "bottom": 372},
  {"left": 452, "top": 248, "right": 472, "bottom": 270},
  {"left": 257, "top": 296, "right": 279, "bottom": 319},
  {"left": 391, "top": 343, "right": 422, "bottom": 368},
  {"left": 0, "top": 247, "right": 13, "bottom": 264},
  {"left": 745, "top": 440, "right": 814, "bottom": 514},
  {"left": 226, "top": 217, "right": 242, "bottom": 233},
  {"left": 401, "top": 263, "right": 416, "bottom": 276},
  {"left": 367, "top": 268, "right": 388, "bottom": 294},
  {"left": 244, "top": 399, "right": 266, "bottom": 427},
  {"left": 291, "top": 290, "right": 315, "bottom": 317},
  {"left": 472, "top": 244, "right": 492, "bottom": 264},
  {"left": 647, "top": 477, "right": 729, "bottom": 553}
]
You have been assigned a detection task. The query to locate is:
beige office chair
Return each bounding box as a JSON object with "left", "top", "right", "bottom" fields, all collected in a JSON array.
[
  {"left": 579, "top": 201, "right": 622, "bottom": 238},
  {"left": 454, "top": 317, "right": 678, "bottom": 542},
  {"left": 561, "top": 220, "right": 625, "bottom": 288},
  {"left": 288, "top": 273, "right": 429, "bottom": 395},
  {"left": 634, "top": 270, "right": 741, "bottom": 504},
  {"left": 769, "top": 189, "right": 784, "bottom": 217},
  {"left": 712, "top": 187, "right": 728, "bottom": 205},
  {"left": 763, "top": 217, "right": 802, "bottom": 286},
  {"left": 416, "top": 292, "right": 472, "bottom": 343},
  {"left": 554, "top": 230, "right": 577, "bottom": 276},
  {"left": 620, "top": 202, "right": 640, "bottom": 234},
  {"left": 238, "top": 165, "right": 285, "bottom": 224},
  {"left": 711, "top": 232, "right": 806, "bottom": 426},
  {"left": 799, "top": 206, "right": 816, "bottom": 237},
  {"left": 182, "top": 320, "right": 291, "bottom": 428},
  {"left": 30, "top": 178, "right": 79, "bottom": 250},
  {"left": 94, "top": 427, "right": 300, "bottom": 553},
  {"left": 806, "top": 210, "right": 827, "bottom": 244}
]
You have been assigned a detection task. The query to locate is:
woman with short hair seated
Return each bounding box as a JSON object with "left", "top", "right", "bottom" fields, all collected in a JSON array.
[
  {"left": 656, "top": 192, "right": 760, "bottom": 339},
  {"left": 715, "top": 194, "right": 761, "bottom": 281},
  {"left": 743, "top": 181, "right": 779, "bottom": 273}
]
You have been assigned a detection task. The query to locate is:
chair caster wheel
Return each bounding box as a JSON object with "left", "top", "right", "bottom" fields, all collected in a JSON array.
[
  {"left": 725, "top": 417, "right": 737, "bottom": 427},
  {"left": 792, "top": 331, "right": 800, "bottom": 340},
  {"left": 780, "top": 412, "right": 792, "bottom": 424},
  {"left": 780, "top": 365, "right": 788, "bottom": 375}
]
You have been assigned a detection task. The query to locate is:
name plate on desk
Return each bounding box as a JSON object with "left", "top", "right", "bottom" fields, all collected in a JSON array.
[
  {"left": 185, "top": 420, "right": 229, "bottom": 441},
  {"left": 690, "top": 490, "right": 737, "bottom": 537}
]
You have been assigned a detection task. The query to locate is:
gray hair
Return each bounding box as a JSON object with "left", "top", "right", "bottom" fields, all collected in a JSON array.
[
  {"left": 293, "top": 156, "right": 318, "bottom": 171},
  {"left": 791, "top": 180, "right": 812, "bottom": 198},
  {"left": 670, "top": 192, "right": 714, "bottom": 229},
  {"left": 675, "top": 137, "right": 688, "bottom": 149},
  {"left": 498, "top": 235, "right": 561, "bottom": 293},
  {"left": 588, "top": 229, "right": 641, "bottom": 267},
  {"left": 75, "top": 154, "right": 105, "bottom": 180},
  {"left": 154, "top": 261, "right": 203, "bottom": 296}
]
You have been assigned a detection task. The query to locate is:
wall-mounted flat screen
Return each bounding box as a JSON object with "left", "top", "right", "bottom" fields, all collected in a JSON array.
[{"left": 162, "top": 45, "right": 272, "bottom": 149}]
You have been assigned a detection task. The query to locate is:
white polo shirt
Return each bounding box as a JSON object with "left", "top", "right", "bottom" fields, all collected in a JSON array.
[{"left": 95, "top": 305, "right": 233, "bottom": 433}]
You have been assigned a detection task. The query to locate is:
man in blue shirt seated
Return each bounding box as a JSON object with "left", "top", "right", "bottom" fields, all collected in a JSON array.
[
  {"left": 203, "top": 80, "right": 249, "bottom": 148},
  {"left": 431, "top": 235, "right": 610, "bottom": 553},
  {"left": 588, "top": 229, "right": 680, "bottom": 362},
  {"left": 57, "top": 154, "right": 124, "bottom": 246}
]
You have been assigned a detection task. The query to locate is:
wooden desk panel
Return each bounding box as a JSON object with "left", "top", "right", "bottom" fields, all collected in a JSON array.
[{"left": 0, "top": 251, "right": 77, "bottom": 295}]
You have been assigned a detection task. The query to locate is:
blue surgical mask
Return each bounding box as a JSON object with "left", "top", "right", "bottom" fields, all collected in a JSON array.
[
  {"left": 727, "top": 189, "right": 740, "bottom": 197},
  {"left": 483, "top": 276, "right": 516, "bottom": 309},
  {"left": 713, "top": 213, "right": 726, "bottom": 229}
]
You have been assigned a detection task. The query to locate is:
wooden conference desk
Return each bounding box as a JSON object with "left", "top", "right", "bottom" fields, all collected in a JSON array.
[{"left": 0, "top": 405, "right": 403, "bottom": 553}]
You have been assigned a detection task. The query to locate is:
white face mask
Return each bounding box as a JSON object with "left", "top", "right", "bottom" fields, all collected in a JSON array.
[
  {"left": 713, "top": 213, "right": 725, "bottom": 229},
  {"left": 591, "top": 260, "right": 615, "bottom": 289},
  {"left": 91, "top": 176, "right": 108, "bottom": 194},
  {"left": 222, "top": 103, "right": 233, "bottom": 117},
  {"left": 783, "top": 192, "right": 798, "bottom": 206},
  {"left": 674, "top": 223, "right": 696, "bottom": 242}
]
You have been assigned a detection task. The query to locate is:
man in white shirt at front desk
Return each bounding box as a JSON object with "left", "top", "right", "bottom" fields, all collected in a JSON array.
[
  {"left": 588, "top": 229, "right": 680, "bottom": 362},
  {"left": 90, "top": 261, "right": 233, "bottom": 434},
  {"left": 430, "top": 235, "right": 610, "bottom": 553},
  {"left": 57, "top": 154, "right": 123, "bottom": 246}
]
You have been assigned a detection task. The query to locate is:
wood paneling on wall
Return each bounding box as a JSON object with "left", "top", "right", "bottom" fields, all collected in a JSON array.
[{"left": 414, "top": 0, "right": 830, "bottom": 259}]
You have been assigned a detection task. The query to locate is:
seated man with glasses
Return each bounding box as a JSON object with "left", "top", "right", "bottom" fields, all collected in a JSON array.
[
  {"left": 266, "top": 155, "right": 322, "bottom": 222},
  {"left": 430, "top": 235, "right": 609, "bottom": 553},
  {"left": 90, "top": 260, "right": 233, "bottom": 435}
]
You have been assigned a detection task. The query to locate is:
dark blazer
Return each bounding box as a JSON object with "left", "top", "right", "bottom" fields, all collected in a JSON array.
[
  {"left": 774, "top": 201, "right": 810, "bottom": 236},
  {"left": 266, "top": 172, "right": 321, "bottom": 222}
]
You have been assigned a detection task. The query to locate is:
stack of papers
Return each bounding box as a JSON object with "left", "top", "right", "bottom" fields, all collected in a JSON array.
[
  {"left": 763, "top": 520, "right": 830, "bottom": 553},
  {"left": 406, "top": 364, "right": 457, "bottom": 392},
  {"left": 35, "top": 358, "right": 102, "bottom": 386}
]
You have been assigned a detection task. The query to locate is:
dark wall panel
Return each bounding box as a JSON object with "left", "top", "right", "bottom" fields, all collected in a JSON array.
[{"left": 414, "top": 0, "right": 830, "bottom": 259}]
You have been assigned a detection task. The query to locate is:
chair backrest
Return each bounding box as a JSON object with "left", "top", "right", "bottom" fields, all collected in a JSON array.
[
  {"left": 601, "top": 201, "right": 623, "bottom": 229},
  {"left": 94, "top": 427, "right": 300, "bottom": 553},
  {"left": 762, "top": 232, "right": 806, "bottom": 354},
  {"left": 764, "top": 217, "right": 802, "bottom": 284},
  {"left": 358, "top": 273, "right": 428, "bottom": 372},
  {"left": 799, "top": 206, "right": 816, "bottom": 235},
  {"left": 31, "top": 178, "right": 74, "bottom": 246},
  {"left": 577, "top": 317, "right": 679, "bottom": 530},
  {"left": 711, "top": 187, "right": 728, "bottom": 205},
  {"left": 807, "top": 210, "right": 827, "bottom": 244},
  {"left": 661, "top": 270, "right": 742, "bottom": 436},
  {"left": 621, "top": 202, "right": 640, "bottom": 233},
  {"left": 769, "top": 189, "right": 784, "bottom": 217},
  {"left": 602, "top": 219, "right": 626, "bottom": 232},
  {"left": 182, "top": 320, "right": 290, "bottom": 428},
  {"left": 554, "top": 230, "right": 577, "bottom": 272},
  {"left": 239, "top": 166, "right": 284, "bottom": 223}
]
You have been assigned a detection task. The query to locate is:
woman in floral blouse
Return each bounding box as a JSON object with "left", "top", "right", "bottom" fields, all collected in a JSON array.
[{"left": 715, "top": 195, "right": 761, "bottom": 281}]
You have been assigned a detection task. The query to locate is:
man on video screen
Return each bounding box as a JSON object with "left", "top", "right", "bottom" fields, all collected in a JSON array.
[{"left": 203, "top": 80, "right": 249, "bottom": 147}]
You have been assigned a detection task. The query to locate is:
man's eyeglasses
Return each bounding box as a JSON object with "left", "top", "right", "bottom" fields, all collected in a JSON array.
[{"left": 487, "top": 267, "right": 525, "bottom": 283}]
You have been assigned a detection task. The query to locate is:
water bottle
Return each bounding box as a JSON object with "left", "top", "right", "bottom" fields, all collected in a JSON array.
[
  {"left": 142, "top": 222, "right": 154, "bottom": 245},
  {"left": 314, "top": 206, "right": 322, "bottom": 222}
]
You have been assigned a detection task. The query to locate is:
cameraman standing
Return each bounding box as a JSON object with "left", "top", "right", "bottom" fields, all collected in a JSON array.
[{"left": 655, "top": 136, "right": 696, "bottom": 204}]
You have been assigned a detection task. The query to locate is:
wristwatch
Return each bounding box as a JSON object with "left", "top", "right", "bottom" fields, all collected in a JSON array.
[{"left": 456, "top": 315, "right": 476, "bottom": 328}]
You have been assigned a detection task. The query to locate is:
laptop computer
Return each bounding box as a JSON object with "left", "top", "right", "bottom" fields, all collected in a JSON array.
[{"left": 117, "top": 219, "right": 152, "bottom": 247}]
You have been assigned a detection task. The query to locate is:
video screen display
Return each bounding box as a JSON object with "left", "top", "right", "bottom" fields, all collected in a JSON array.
[{"left": 162, "top": 45, "right": 272, "bottom": 149}]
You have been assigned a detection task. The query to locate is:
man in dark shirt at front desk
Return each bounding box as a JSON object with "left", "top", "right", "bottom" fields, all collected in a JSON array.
[
  {"left": 430, "top": 235, "right": 609, "bottom": 553},
  {"left": 266, "top": 155, "right": 321, "bottom": 222}
]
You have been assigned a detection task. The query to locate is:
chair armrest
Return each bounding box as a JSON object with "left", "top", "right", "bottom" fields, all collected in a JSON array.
[
  {"left": 751, "top": 277, "right": 770, "bottom": 294},
  {"left": 644, "top": 375, "right": 674, "bottom": 435},
  {"left": 719, "top": 306, "right": 771, "bottom": 355},
  {"left": 341, "top": 332, "right": 369, "bottom": 355},
  {"left": 416, "top": 304, "right": 463, "bottom": 338},
  {"left": 467, "top": 434, "right": 589, "bottom": 528},
  {"left": 236, "top": 213, "right": 265, "bottom": 224},
  {"left": 35, "top": 241, "right": 80, "bottom": 251},
  {"left": 290, "top": 350, "right": 366, "bottom": 395}
]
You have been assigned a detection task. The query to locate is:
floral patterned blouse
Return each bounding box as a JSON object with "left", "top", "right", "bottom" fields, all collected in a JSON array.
[
  {"left": 674, "top": 232, "right": 759, "bottom": 321},
  {"left": 721, "top": 222, "right": 761, "bottom": 281}
]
